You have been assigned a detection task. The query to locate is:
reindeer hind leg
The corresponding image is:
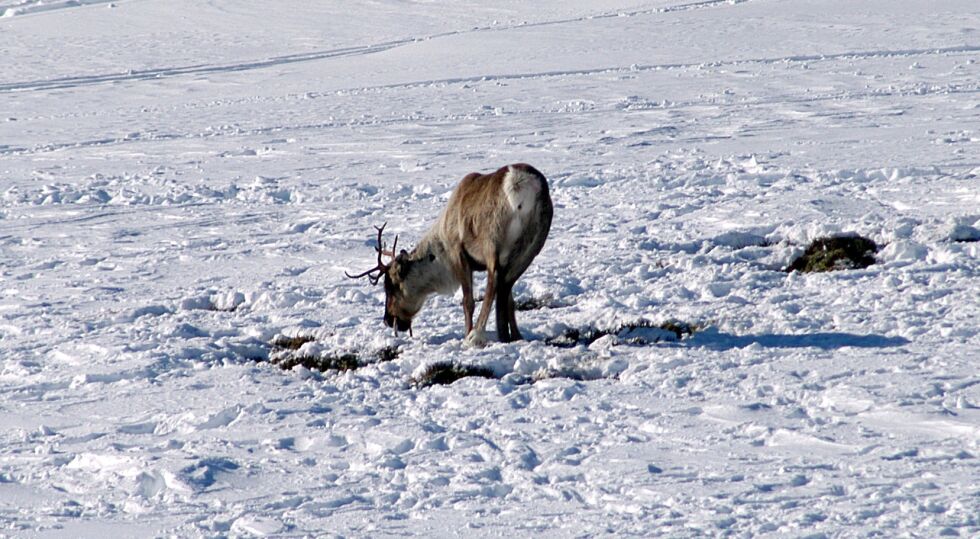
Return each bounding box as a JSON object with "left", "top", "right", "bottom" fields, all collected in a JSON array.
[
  {"left": 507, "top": 289, "right": 523, "bottom": 341},
  {"left": 495, "top": 279, "right": 514, "bottom": 343}
]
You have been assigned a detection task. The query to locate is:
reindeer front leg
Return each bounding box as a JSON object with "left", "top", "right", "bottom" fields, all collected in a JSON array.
[
  {"left": 506, "top": 288, "right": 522, "bottom": 341},
  {"left": 461, "top": 271, "right": 475, "bottom": 336},
  {"left": 495, "top": 279, "right": 514, "bottom": 343},
  {"left": 465, "top": 262, "right": 496, "bottom": 348}
]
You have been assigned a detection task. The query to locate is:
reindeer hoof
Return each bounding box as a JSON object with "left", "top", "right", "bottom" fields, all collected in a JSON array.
[{"left": 464, "top": 329, "right": 488, "bottom": 348}]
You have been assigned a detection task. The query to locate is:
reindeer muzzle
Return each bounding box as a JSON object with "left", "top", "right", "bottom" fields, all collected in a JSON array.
[{"left": 383, "top": 313, "right": 410, "bottom": 331}]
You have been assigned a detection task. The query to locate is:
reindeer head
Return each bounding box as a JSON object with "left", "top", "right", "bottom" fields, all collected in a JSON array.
[{"left": 345, "top": 223, "right": 420, "bottom": 334}]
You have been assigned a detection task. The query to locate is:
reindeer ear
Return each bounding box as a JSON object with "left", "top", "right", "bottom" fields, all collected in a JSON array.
[{"left": 398, "top": 260, "right": 411, "bottom": 279}]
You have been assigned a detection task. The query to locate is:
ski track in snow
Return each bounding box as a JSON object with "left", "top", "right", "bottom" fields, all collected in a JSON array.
[
  {"left": 0, "top": 0, "right": 759, "bottom": 94},
  {"left": 0, "top": 0, "right": 122, "bottom": 18},
  {"left": 2, "top": 0, "right": 979, "bottom": 537},
  {"left": 4, "top": 46, "right": 978, "bottom": 159}
]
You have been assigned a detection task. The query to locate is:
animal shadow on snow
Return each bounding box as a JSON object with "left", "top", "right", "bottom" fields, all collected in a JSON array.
[{"left": 691, "top": 328, "right": 909, "bottom": 351}]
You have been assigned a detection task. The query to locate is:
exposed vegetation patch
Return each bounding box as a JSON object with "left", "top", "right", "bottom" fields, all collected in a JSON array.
[
  {"left": 413, "top": 362, "right": 497, "bottom": 388},
  {"left": 786, "top": 235, "right": 878, "bottom": 273},
  {"left": 547, "top": 319, "right": 699, "bottom": 348},
  {"left": 267, "top": 335, "right": 400, "bottom": 373},
  {"left": 531, "top": 367, "right": 604, "bottom": 382},
  {"left": 514, "top": 294, "right": 570, "bottom": 311},
  {"left": 208, "top": 303, "right": 241, "bottom": 313},
  {"left": 270, "top": 335, "right": 316, "bottom": 350},
  {"left": 375, "top": 346, "right": 401, "bottom": 362},
  {"left": 273, "top": 352, "right": 361, "bottom": 372},
  {"left": 658, "top": 320, "right": 699, "bottom": 340}
]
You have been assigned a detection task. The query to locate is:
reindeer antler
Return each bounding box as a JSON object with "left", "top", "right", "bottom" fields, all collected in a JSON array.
[{"left": 345, "top": 222, "right": 398, "bottom": 285}]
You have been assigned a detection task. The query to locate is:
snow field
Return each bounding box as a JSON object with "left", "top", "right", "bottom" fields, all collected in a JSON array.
[{"left": 2, "top": 0, "right": 979, "bottom": 536}]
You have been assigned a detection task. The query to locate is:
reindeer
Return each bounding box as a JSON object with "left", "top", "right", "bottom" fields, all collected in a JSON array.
[{"left": 346, "top": 164, "right": 552, "bottom": 347}]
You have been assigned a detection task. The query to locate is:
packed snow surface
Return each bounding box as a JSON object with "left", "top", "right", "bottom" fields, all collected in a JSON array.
[{"left": 2, "top": 0, "right": 979, "bottom": 536}]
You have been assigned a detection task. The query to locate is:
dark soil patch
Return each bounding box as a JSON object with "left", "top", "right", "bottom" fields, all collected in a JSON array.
[
  {"left": 786, "top": 235, "right": 878, "bottom": 273},
  {"left": 547, "top": 319, "right": 699, "bottom": 348},
  {"left": 413, "top": 362, "right": 497, "bottom": 388}
]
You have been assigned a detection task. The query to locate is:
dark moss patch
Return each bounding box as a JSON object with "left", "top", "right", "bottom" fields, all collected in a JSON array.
[
  {"left": 532, "top": 368, "right": 603, "bottom": 382},
  {"left": 786, "top": 235, "right": 878, "bottom": 273},
  {"left": 657, "top": 320, "right": 699, "bottom": 340},
  {"left": 547, "top": 319, "right": 699, "bottom": 348},
  {"left": 376, "top": 346, "right": 401, "bottom": 362},
  {"left": 270, "top": 335, "right": 316, "bottom": 350},
  {"left": 545, "top": 328, "right": 588, "bottom": 348},
  {"left": 413, "top": 362, "right": 497, "bottom": 388},
  {"left": 267, "top": 335, "right": 400, "bottom": 373},
  {"left": 274, "top": 353, "right": 360, "bottom": 372},
  {"left": 514, "top": 294, "right": 570, "bottom": 311}
]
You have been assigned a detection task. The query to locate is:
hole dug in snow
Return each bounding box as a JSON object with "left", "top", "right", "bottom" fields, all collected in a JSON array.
[
  {"left": 270, "top": 335, "right": 315, "bottom": 350},
  {"left": 546, "top": 319, "right": 700, "bottom": 348},
  {"left": 412, "top": 362, "right": 497, "bottom": 388},
  {"left": 785, "top": 235, "right": 878, "bottom": 273},
  {"left": 268, "top": 319, "right": 699, "bottom": 387},
  {"left": 267, "top": 334, "right": 400, "bottom": 373},
  {"left": 514, "top": 293, "right": 571, "bottom": 311}
]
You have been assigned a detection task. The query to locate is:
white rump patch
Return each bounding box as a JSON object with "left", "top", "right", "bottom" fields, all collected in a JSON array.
[
  {"left": 500, "top": 167, "right": 541, "bottom": 264},
  {"left": 503, "top": 166, "right": 542, "bottom": 213}
]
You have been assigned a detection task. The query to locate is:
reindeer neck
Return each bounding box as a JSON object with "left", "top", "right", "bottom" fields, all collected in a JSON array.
[{"left": 405, "top": 232, "right": 457, "bottom": 296}]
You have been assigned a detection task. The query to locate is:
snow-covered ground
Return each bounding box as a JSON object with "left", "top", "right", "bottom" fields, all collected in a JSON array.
[{"left": 2, "top": 0, "right": 979, "bottom": 536}]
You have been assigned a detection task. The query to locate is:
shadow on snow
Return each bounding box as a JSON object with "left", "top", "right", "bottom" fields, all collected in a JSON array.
[{"left": 690, "top": 328, "right": 909, "bottom": 351}]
